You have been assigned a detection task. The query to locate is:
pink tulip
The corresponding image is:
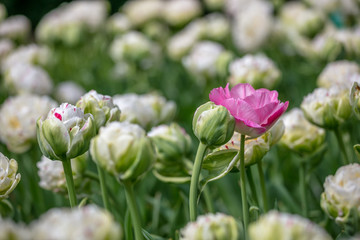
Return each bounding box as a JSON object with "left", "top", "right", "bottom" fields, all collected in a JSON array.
[{"left": 209, "top": 83, "right": 289, "bottom": 137}]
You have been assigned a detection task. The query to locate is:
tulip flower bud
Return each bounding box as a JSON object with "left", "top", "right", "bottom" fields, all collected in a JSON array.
[
  {"left": 350, "top": 77, "right": 360, "bottom": 119},
  {"left": 37, "top": 103, "right": 96, "bottom": 161},
  {"left": 77, "top": 90, "right": 120, "bottom": 132},
  {"left": 281, "top": 108, "right": 325, "bottom": 155},
  {"left": 317, "top": 60, "right": 359, "bottom": 89},
  {"left": 232, "top": 0, "right": 273, "bottom": 52},
  {"left": 122, "top": 0, "right": 162, "bottom": 27},
  {"left": 182, "top": 41, "right": 225, "bottom": 81},
  {"left": 321, "top": 164, "right": 360, "bottom": 233},
  {"left": 109, "top": 31, "right": 160, "bottom": 67},
  {"left": 301, "top": 85, "right": 352, "bottom": 129},
  {"left": 31, "top": 205, "right": 122, "bottom": 240},
  {"left": 193, "top": 102, "right": 235, "bottom": 148},
  {"left": 204, "top": 13, "right": 230, "bottom": 41},
  {"left": 4, "top": 63, "right": 53, "bottom": 95},
  {"left": 219, "top": 131, "right": 271, "bottom": 167},
  {"left": 268, "top": 120, "right": 285, "bottom": 146},
  {"left": 106, "top": 13, "right": 132, "bottom": 36},
  {"left": 113, "top": 93, "right": 176, "bottom": 130},
  {"left": 149, "top": 123, "right": 191, "bottom": 161},
  {"left": 162, "top": 0, "right": 202, "bottom": 27},
  {"left": 0, "top": 152, "right": 21, "bottom": 199},
  {"left": 228, "top": 54, "right": 281, "bottom": 90},
  {"left": 0, "top": 15, "right": 31, "bottom": 43},
  {"left": 148, "top": 123, "right": 192, "bottom": 183},
  {"left": 0, "top": 94, "right": 57, "bottom": 153},
  {"left": 90, "top": 122, "right": 156, "bottom": 183},
  {"left": 249, "top": 211, "right": 331, "bottom": 240},
  {"left": 2, "top": 44, "right": 51, "bottom": 72},
  {"left": 37, "top": 154, "right": 86, "bottom": 193},
  {"left": 180, "top": 213, "right": 238, "bottom": 240},
  {"left": 280, "top": 2, "right": 325, "bottom": 38}
]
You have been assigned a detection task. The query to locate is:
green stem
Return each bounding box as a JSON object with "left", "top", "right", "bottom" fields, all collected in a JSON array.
[
  {"left": 124, "top": 183, "right": 144, "bottom": 240},
  {"left": 97, "top": 164, "right": 110, "bottom": 211},
  {"left": 203, "top": 186, "right": 215, "bottom": 213},
  {"left": 239, "top": 134, "right": 249, "bottom": 239},
  {"left": 189, "top": 142, "right": 208, "bottom": 221},
  {"left": 299, "top": 162, "right": 308, "bottom": 217},
  {"left": 257, "top": 160, "right": 269, "bottom": 213},
  {"left": 334, "top": 127, "right": 350, "bottom": 165},
  {"left": 62, "top": 158, "right": 77, "bottom": 207},
  {"left": 246, "top": 167, "right": 259, "bottom": 207}
]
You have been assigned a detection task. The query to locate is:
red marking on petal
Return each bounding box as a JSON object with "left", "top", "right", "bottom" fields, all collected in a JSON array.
[
  {"left": 54, "top": 113, "right": 62, "bottom": 121},
  {"left": 225, "top": 145, "right": 229, "bottom": 149}
]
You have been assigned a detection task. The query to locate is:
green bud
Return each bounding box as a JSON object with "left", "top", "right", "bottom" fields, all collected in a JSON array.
[
  {"left": 229, "top": 54, "right": 281, "bottom": 90},
  {"left": 249, "top": 211, "right": 332, "bottom": 240},
  {"left": 149, "top": 123, "right": 193, "bottom": 183},
  {"left": 77, "top": 90, "right": 121, "bottom": 132},
  {"left": 281, "top": 108, "right": 325, "bottom": 155},
  {"left": 0, "top": 152, "right": 21, "bottom": 199},
  {"left": 90, "top": 122, "right": 156, "bottom": 183},
  {"left": 301, "top": 86, "right": 352, "bottom": 129},
  {"left": 37, "top": 103, "right": 96, "bottom": 160},
  {"left": 350, "top": 79, "right": 360, "bottom": 119},
  {"left": 180, "top": 213, "right": 238, "bottom": 240},
  {"left": 320, "top": 164, "right": 360, "bottom": 233},
  {"left": 193, "top": 101, "right": 235, "bottom": 148},
  {"left": 268, "top": 120, "right": 285, "bottom": 147}
]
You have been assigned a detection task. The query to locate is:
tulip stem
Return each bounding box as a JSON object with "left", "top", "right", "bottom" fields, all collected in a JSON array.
[
  {"left": 299, "top": 162, "right": 308, "bottom": 217},
  {"left": 203, "top": 185, "right": 215, "bottom": 213},
  {"left": 97, "top": 164, "right": 110, "bottom": 211},
  {"left": 239, "top": 134, "right": 249, "bottom": 239},
  {"left": 124, "top": 182, "right": 144, "bottom": 240},
  {"left": 257, "top": 160, "right": 269, "bottom": 213},
  {"left": 334, "top": 128, "right": 350, "bottom": 165},
  {"left": 189, "top": 142, "right": 208, "bottom": 221},
  {"left": 246, "top": 167, "right": 259, "bottom": 206},
  {"left": 62, "top": 158, "right": 77, "bottom": 207}
]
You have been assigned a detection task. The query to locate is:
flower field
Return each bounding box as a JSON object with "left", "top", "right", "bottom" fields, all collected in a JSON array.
[{"left": 0, "top": 0, "right": 360, "bottom": 239}]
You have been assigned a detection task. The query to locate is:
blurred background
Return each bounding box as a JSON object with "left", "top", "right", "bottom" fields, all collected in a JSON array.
[{"left": 0, "top": 0, "right": 360, "bottom": 238}]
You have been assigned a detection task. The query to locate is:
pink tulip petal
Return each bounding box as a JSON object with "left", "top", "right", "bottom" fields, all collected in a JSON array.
[
  {"left": 243, "top": 91, "right": 278, "bottom": 108},
  {"left": 261, "top": 101, "right": 289, "bottom": 126},
  {"left": 209, "top": 83, "right": 289, "bottom": 138},
  {"left": 222, "top": 98, "right": 261, "bottom": 124},
  {"left": 255, "top": 88, "right": 279, "bottom": 100},
  {"left": 229, "top": 83, "right": 255, "bottom": 99},
  {"left": 209, "top": 84, "right": 231, "bottom": 105},
  {"left": 235, "top": 121, "right": 267, "bottom": 137},
  {"left": 254, "top": 102, "right": 281, "bottom": 123}
]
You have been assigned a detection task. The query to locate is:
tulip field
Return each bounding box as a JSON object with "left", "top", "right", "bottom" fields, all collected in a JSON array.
[{"left": 1, "top": 0, "right": 360, "bottom": 239}]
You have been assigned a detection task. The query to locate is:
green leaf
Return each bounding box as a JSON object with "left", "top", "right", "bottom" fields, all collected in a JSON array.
[
  {"left": 198, "top": 150, "right": 240, "bottom": 201},
  {"left": 142, "top": 229, "right": 168, "bottom": 240},
  {"left": 202, "top": 149, "right": 238, "bottom": 171},
  {"left": 354, "top": 144, "right": 360, "bottom": 162}
]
